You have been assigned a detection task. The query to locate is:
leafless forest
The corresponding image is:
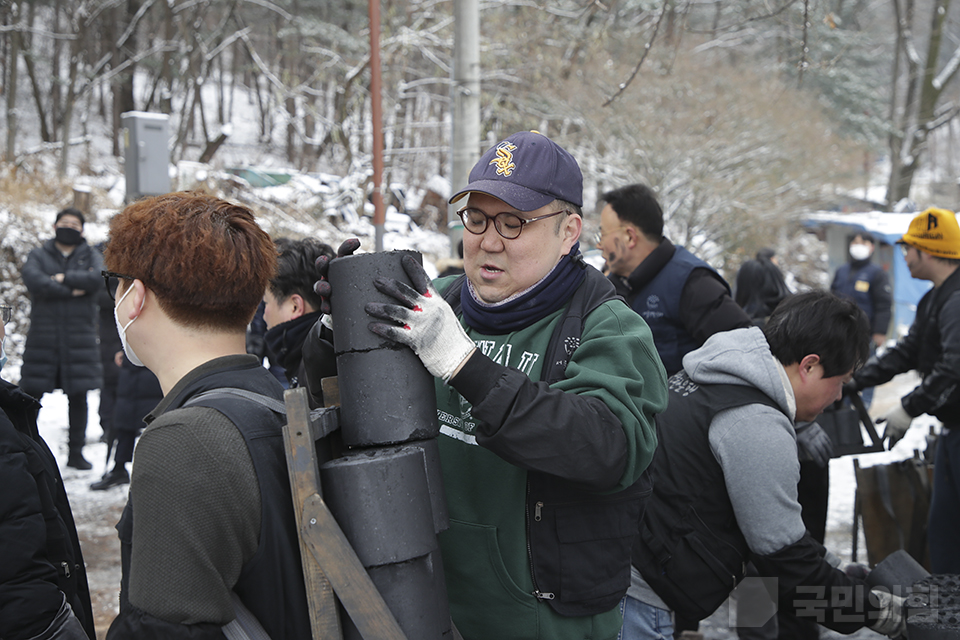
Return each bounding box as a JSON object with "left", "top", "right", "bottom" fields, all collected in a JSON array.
[{"left": 5, "top": 0, "right": 960, "bottom": 278}]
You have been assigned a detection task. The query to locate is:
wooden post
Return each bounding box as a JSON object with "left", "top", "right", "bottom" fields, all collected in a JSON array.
[
  {"left": 72, "top": 185, "right": 92, "bottom": 216},
  {"left": 283, "top": 387, "right": 341, "bottom": 639}
]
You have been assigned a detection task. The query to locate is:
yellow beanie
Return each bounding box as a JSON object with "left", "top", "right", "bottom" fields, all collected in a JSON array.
[{"left": 898, "top": 208, "right": 960, "bottom": 259}]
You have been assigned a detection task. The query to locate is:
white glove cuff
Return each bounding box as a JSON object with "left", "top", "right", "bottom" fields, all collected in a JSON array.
[
  {"left": 888, "top": 403, "right": 912, "bottom": 426},
  {"left": 869, "top": 589, "right": 906, "bottom": 638},
  {"left": 420, "top": 324, "right": 476, "bottom": 383}
]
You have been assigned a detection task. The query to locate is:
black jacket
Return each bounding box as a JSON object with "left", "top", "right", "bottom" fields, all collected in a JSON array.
[
  {"left": 264, "top": 311, "right": 322, "bottom": 390},
  {"left": 830, "top": 260, "right": 893, "bottom": 335},
  {"left": 0, "top": 379, "right": 95, "bottom": 639},
  {"left": 98, "top": 283, "right": 123, "bottom": 389},
  {"left": 107, "top": 358, "right": 311, "bottom": 639},
  {"left": 635, "top": 374, "right": 877, "bottom": 631},
  {"left": 609, "top": 239, "right": 751, "bottom": 375},
  {"left": 854, "top": 266, "right": 960, "bottom": 426},
  {"left": 21, "top": 239, "right": 104, "bottom": 395},
  {"left": 113, "top": 358, "right": 164, "bottom": 435}
]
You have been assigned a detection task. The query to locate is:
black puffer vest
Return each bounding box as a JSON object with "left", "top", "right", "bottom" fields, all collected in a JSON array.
[
  {"left": 633, "top": 372, "right": 780, "bottom": 621},
  {"left": 117, "top": 364, "right": 311, "bottom": 638}
]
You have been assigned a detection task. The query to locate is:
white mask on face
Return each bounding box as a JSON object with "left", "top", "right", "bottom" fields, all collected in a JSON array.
[
  {"left": 849, "top": 243, "right": 872, "bottom": 262},
  {"left": 114, "top": 284, "right": 146, "bottom": 367},
  {"left": 0, "top": 341, "right": 6, "bottom": 370}
]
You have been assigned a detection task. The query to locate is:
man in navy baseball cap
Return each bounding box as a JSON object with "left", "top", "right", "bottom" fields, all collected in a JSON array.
[
  {"left": 358, "top": 129, "right": 667, "bottom": 639},
  {"left": 450, "top": 130, "right": 584, "bottom": 210},
  {"left": 447, "top": 131, "right": 586, "bottom": 304}
]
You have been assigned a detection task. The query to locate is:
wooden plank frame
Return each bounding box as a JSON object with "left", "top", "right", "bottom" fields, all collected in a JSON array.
[{"left": 282, "top": 386, "right": 407, "bottom": 640}]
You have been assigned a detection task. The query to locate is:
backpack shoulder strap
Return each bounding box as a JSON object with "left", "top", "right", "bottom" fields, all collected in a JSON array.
[
  {"left": 541, "top": 265, "right": 621, "bottom": 384},
  {"left": 440, "top": 273, "right": 467, "bottom": 315},
  {"left": 184, "top": 387, "right": 287, "bottom": 415}
]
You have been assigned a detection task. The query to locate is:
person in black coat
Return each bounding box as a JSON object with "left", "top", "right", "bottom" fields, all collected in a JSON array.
[
  {"left": 97, "top": 244, "right": 123, "bottom": 454},
  {"left": 734, "top": 250, "right": 792, "bottom": 326},
  {"left": 90, "top": 352, "right": 163, "bottom": 490},
  {"left": 262, "top": 237, "right": 335, "bottom": 393},
  {"left": 20, "top": 208, "right": 104, "bottom": 470},
  {"left": 732, "top": 251, "right": 830, "bottom": 640},
  {"left": 0, "top": 307, "right": 95, "bottom": 639},
  {"left": 830, "top": 231, "right": 893, "bottom": 409}
]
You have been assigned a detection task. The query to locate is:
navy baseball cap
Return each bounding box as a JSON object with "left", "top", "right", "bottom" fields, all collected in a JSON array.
[{"left": 449, "top": 131, "right": 583, "bottom": 210}]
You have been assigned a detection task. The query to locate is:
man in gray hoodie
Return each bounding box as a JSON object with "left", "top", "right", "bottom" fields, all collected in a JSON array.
[{"left": 623, "top": 290, "right": 906, "bottom": 639}]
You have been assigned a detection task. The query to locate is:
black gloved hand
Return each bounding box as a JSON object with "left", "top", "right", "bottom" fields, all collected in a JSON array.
[
  {"left": 313, "top": 238, "right": 361, "bottom": 315},
  {"left": 840, "top": 561, "right": 871, "bottom": 581},
  {"left": 366, "top": 255, "right": 476, "bottom": 382},
  {"left": 796, "top": 421, "right": 834, "bottom": 467}
]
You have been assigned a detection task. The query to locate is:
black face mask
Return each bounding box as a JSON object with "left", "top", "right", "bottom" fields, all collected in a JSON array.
[{"left": 55, "top": 227, "right": 83, "bottom": 246}]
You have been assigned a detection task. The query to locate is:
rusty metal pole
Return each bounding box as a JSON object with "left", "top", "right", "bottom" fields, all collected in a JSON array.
[{"left": 369, "top": 0, "right": 385, "bottom": 251}]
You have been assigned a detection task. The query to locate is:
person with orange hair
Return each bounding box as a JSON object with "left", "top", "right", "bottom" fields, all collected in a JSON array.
[{"left": 102, "top": 192, "right": 310, "bottom": 639}]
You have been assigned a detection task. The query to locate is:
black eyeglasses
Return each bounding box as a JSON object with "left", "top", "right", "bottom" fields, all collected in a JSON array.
[
  {"left": 102, "top": 270, "right": 136, "bottom": 302},
  {"left": 457, "top": 208, "right": 568, "bottom": 240},
  {"left": 0, "top": 305, "right": 12, "bottom": 323}
]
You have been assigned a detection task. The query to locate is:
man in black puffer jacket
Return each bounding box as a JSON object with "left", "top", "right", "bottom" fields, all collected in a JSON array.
[
  {"left": 21, "top": 208, "right": 104, "bottom": 470},
  {"left": 0, "top": 307, "right": 95, "bottom": 639}
]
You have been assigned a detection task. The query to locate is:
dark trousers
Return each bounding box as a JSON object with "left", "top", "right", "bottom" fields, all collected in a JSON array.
[
  {"left": 21, "top": 387, "right": 89, "bottom": 453},
  {"left": 930, "top": 426, "right": 960, "bottom": 573},
  {"left": 114, "top": 429, "right": 136, "bottom": 467},
  {"left": 99, "top": 382, "right": 117, "bottom": 444},
  {"left": 66, "top": 392, "right": 88, "bottom": 452}
]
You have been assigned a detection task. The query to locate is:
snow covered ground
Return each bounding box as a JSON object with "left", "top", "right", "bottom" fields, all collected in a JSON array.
[{"left": 37, "top": 370, "right": 932, "bottom": 638}]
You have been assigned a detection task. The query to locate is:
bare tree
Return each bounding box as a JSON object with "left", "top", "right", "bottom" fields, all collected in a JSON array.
[{"left": 885, "top": 0, "right": 960, "bottom": 205}]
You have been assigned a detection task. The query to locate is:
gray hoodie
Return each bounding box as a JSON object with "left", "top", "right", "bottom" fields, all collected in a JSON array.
[{"left": 630, "top": 326, "right": 808, "bottom": 608}]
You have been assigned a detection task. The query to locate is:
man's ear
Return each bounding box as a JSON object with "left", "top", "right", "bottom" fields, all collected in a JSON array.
[
  {"left": 119, "top": 280, "right": 148, "bottom": 322},
  {"left": 561, "top": 214, "right": 582, "bottom": 251},
  {"left": 288, "top": 293, "right": 307, "bottom": 319},
  {"left": 797, "top": 353, "right": 822, "bottom": 381}
]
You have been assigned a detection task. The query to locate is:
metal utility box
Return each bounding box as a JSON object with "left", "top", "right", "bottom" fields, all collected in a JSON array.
[{"left": 122, "top": 111, "right": 171, "bottom": 201}]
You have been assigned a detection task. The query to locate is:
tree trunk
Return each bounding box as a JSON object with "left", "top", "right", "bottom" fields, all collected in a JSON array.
[
  {"left": 885, "top": 0, "right": 956, "bottom": 206},
  {"left": 159, "top": 0, "right": 175, "bottom": 115},
  {"left": 51, "top": 0, "right": 63, "bottom": 141},
  {"left": 111, "top": 0, "right": 139, "bottom": 156},
  {"left": 59, "top": 12, "right": 83, "bottom": 175},
  {"left": 22, "top": 33, "right": 53, "bottom": 142},
  {"left": 6, "top": 8, "right": 21, "bottom": 162}
]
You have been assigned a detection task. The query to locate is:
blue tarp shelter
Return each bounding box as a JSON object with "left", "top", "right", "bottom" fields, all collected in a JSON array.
[{"left": 802, "top": 211, "right": 932, "bottom": 336}]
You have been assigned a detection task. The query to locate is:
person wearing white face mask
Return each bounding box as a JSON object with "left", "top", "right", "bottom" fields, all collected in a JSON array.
[
  {"left": 102, "top": 192, "right": 311, "bottom": 639},
  {"left": 829, "top": 232, "right": 892, "bottom": 408},
  {"left": 88, "top": 278, "right": 162, "bottom": 492}
]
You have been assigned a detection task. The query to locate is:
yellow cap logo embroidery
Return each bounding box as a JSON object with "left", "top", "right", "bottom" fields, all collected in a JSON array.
[{"left": 490, "top": 142, "right": 517, "bottom": 177}]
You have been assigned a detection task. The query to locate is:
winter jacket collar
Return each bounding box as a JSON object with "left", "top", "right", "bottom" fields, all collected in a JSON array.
[
  {"left": 681, "top": 326, "right": 797, "bottom": 421},
  {"left": 0, "top": 379, "right": 42, "bottom": 439},
  {"left": 145, "top": 354, "right": 261, "bottom": 423},
  {"left": 617, "top": 237, "right": 677, "bottom": 294}
]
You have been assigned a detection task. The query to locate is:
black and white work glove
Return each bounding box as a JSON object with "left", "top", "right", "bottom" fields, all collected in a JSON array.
[
  {"left": 869, "top": 589, "right": 907, "bottom": 638},
  {"left": 366, "top": 255, "right": 476, "bottom": 382},
  {"left": 840, "top": 561, "right": 871, "bottom": 581},
  {"left": 878, "top": 403, "right": 913, "bottom": 449},
  {"left": 313, "top": 238, "right": 361, "bottom": 315},
  {"left": 796, "top": 421, "right": 834, "bottom": 467}
]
